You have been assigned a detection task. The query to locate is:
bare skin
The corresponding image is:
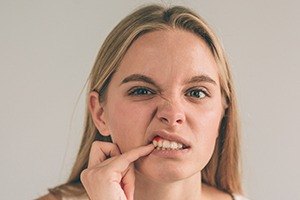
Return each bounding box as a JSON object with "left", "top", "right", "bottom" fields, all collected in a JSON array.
[
  {"left": 38, "top": 29, "right": 233, "bottom": 200},
  {"left": 84, "top": 29, "right": 230, "bottom": 199},
  {"left": 38, "top": 186, "right": 232, "bottom": 200},
  {"left": 38, "top": 143, "right": 232, "bottom": 200}
]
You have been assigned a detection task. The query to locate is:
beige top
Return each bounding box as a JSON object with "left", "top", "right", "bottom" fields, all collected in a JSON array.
[
  {"left": 39, "top": 187, "right": 251, "bottom": 200},
  {"left": 59, "top": 193, "right": 250, "bottom": 200},
  {"left": 38, "top": 192, "right": 250, "bottom": 200},
  {"left": 233, "top": 194, "right": 251, "bottom": 200}
]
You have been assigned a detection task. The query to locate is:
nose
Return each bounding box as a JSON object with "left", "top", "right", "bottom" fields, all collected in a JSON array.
[{"left": 156, "top": 99, "right": 186, "bottom": 126}]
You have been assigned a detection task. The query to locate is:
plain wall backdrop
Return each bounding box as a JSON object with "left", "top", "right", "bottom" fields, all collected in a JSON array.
[{"left": 1, "top": 0, "right": 299, "bottom": 199}]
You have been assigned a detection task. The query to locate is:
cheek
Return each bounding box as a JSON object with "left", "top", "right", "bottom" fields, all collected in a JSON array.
[
  {"left": 198, "top": 110, "right": 221, "bottom": 140},
  {"left": 191, "top": 98, "right": 223, "bottom": 136},
  {"left": 195, "top": 113, "right": 220, "bottom": 155},
  {"left": 106, "top": 99, "right": 151, "bottom": 152},
  {"left": 191, "top": 104, "right": 223, "bottom": 164}
]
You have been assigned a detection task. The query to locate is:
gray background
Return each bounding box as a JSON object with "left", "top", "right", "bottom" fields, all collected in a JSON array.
[{"left": 1, "top": 0, "right": 299, "bottom": 199}]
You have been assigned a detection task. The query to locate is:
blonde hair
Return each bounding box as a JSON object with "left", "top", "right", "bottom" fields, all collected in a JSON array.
[{"left": 48, "top": 4, "right": 242, "bottom": 198}]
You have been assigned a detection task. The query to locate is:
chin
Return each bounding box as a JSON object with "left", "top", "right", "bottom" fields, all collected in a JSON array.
[{"left": 134, "top": 156, "right": 198, "bottom": 183}]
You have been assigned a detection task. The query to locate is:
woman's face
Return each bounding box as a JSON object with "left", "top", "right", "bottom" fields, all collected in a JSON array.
[{"left": 97, "top": 29, "right": 225, "bottom": 182}]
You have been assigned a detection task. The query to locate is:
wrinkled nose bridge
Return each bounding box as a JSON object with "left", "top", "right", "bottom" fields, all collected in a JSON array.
[
  {"left": 158, "top": 93, "right": 176, "bottom": 108},
  {"left": 156, "top": 94, "right": 185, "bottom": 125},
  {"left": 160, "top": 94, "right": 172, "bottom": 104}
]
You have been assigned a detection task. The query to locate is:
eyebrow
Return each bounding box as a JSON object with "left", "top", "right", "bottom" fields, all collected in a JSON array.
[
  {"left": 120, "top": 73, "right": 217, "bottom": 88},
  {"left": 184, "top": 75, "right": 217, "bottom": 86},
  {"left": 120, "top": 74, "right": 160, "bottom": 89}
]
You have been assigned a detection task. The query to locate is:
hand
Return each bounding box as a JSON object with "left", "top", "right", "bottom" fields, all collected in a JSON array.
[{"left": 80, "top": 141, "right": 154, "bottom": 200}]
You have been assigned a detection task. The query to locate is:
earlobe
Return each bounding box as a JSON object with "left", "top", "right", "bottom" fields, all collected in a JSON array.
[{"left": 88, "top": 91, "right": 110, "bottom": 136}]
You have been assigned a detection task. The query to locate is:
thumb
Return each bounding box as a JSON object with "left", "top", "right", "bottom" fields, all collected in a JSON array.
[{"left": 121, "top": 163, "right": 135, "bottom": 200}]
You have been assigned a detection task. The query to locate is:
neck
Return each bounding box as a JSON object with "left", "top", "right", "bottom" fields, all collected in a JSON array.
[{"left": 134, "top": 171, "right": 202, "bottom": 200}]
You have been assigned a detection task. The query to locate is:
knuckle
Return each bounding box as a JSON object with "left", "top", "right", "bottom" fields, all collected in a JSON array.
[
  {"left": 111, "top": 144, "right": 120, "bottom": 151},
  {"left": 91, "top": 141, "right": 120, "bottom": 153},
  {"left": 120, "top": 154, "right": 130, "bottom": 163},
  {"left": 91, "top": 141, "right": 101, "bottom": 149},
  {"left": 80, "top": 169, "right": 88, "bottom": 182},
  {"left": 81, "top": 167, "right": 111, "bottom": 185},
  {"left": 125, "top": 156, "right": 132, "bottom": 163},
  {"left": 81, "top": 168, "right": 97, "bottom": 183}
]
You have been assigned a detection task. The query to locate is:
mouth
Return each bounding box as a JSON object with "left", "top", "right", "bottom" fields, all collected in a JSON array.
[
  {"left": 148, "top": 131, "right": 191, "bottom": 151},
  {"left": 152, "top": 136, "right": 189, "bottom": 150}
]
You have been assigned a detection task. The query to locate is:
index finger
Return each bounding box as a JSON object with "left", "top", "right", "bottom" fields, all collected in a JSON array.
[{"left": 110, "top": 144, "right": 154, "bottom": 173}]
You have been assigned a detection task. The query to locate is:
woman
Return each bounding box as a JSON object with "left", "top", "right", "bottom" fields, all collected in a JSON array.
[{"left": 39, "top": 4, "right": 250, "bottom": 200}]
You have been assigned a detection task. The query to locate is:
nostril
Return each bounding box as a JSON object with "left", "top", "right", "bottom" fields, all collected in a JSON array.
[
  {"left": 160, "top": 117, "right": 169, "bottom": 123},
  {"left": 176, "top": 119, "right": 183, "bottom": 124},
  {"left": 159, "top": 117, "right": 184, "bottom": 125}
]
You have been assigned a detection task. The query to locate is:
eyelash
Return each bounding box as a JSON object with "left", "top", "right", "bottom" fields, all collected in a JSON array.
[
  {"left": 128, "top": 87, "right": 209, "bottom": 99},
  {"left": 185, "top": 88, "right": 209, "bottom": 99},
  {"left": 128, "top": 87, "right": 156, "bottom": 96}
]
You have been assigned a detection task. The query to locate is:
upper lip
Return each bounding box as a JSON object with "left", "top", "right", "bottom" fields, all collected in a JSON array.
[{"left": 147, "top": 130, "right": 191, "bottom": 148}]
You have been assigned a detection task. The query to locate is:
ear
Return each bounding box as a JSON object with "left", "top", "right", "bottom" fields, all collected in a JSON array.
[
  {"left": 222, "top": 95, "right": 229, "bottom": 110},
  {"left": 88, "top": 91, "right": 110, "bottom": 136}
]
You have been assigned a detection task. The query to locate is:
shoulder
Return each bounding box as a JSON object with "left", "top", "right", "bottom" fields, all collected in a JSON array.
[
  {"left": 232, "top": 194, "right": 251, "bottom": 200},
  {"left": 36, "top": 191, "right": 89, "bottom": 200},
  {"left": 35, "top": 193, "right": 59, "bottom": 200},
  {"left": 202, "top": 183, "right": 233, "bottom": 200}
]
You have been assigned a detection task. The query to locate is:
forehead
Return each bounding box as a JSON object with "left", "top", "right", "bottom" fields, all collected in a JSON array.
[{"left": 113, "top": 29, "right": 219, "bottom": 85}]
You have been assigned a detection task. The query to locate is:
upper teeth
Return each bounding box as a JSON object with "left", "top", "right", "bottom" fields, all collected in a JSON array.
[{"left": 152, "top": 138, "right": 184, "bottom": 150}]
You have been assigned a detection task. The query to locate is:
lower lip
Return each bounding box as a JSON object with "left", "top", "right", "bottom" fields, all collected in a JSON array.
[{"left": 150, "top": 147, "right": 190, "bottom": 158}]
